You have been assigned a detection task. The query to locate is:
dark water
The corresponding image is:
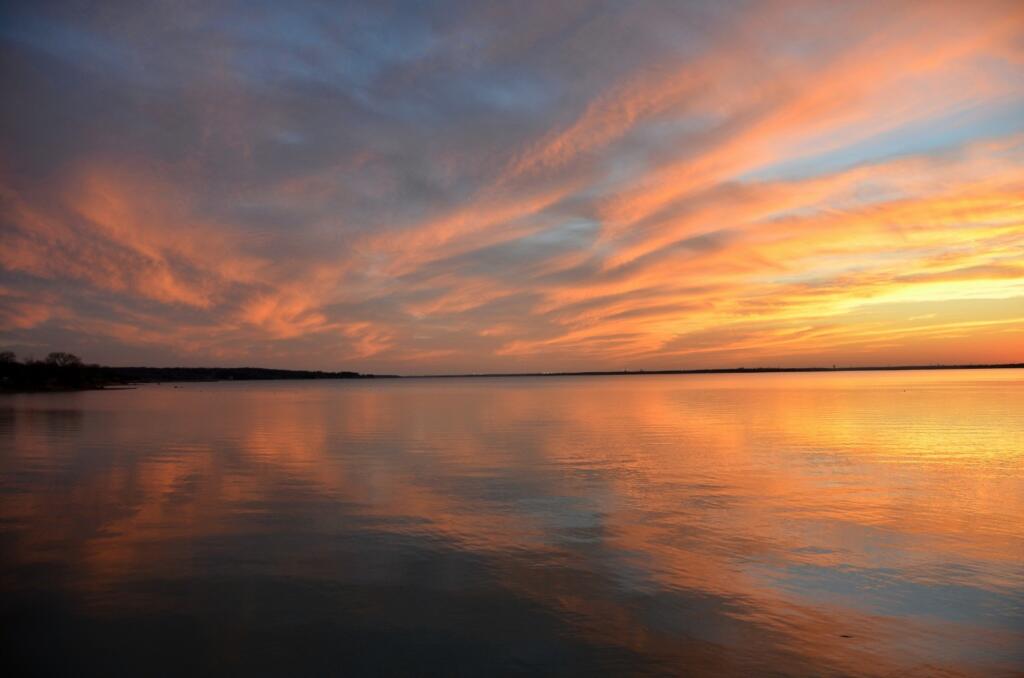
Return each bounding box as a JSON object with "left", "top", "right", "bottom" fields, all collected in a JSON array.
[{"left": 2, "top": 371, "right": 1022, "bottom": 676}]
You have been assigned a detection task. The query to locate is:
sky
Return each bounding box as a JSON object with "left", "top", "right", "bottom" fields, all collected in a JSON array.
[{"left": 1, "top": 0, "right": 1023, "bottom": 373}]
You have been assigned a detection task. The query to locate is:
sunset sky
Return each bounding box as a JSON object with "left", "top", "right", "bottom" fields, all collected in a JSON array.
[{"left": 1, "top": 0, "right": 1023, "bottom": 373}]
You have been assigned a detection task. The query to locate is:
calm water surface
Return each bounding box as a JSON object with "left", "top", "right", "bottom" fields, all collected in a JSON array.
[{"left": 2, "top": 371, "right": 1022, "bottom": 676}]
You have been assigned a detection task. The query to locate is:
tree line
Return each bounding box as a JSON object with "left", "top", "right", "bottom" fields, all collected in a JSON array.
[
  {"left": 0, "top": 352, "right": 108, "bottom": 392},
  {"left": 0, "top": 352, "right": 378, "bottom": 392}
]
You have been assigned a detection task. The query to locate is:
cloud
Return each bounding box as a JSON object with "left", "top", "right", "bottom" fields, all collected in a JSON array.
[{"left": 1, "top": 0, "right": 1022, "bottom": 370}]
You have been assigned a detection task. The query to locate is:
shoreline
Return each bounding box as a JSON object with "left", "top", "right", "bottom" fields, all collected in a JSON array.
[
  {"left": 3, "top": 362, "right": 1021, "bottom": 393},
  {"left": 403, "top": 363, "right": 1024, "bottom": 378}
]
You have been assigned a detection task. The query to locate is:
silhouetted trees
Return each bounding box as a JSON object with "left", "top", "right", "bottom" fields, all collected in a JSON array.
[
  {"left": 0, "top": 352, "right": 376, "bottom": 392},
  {"left": 45, "top": 352, "right": 83, "bottom": 367},
  {"left": 0, "top": 352, "right": 105, "bottom": 392}
]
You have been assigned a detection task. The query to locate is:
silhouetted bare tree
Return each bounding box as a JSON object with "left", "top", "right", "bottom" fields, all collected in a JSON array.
[{"left": 45, "top": 352, "right": 82, "bottom": 367}]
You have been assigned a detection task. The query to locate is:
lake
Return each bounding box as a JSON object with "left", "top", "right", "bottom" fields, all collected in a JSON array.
[{"left": 2, "top": 370, "right": 1022, "bottom": 676}]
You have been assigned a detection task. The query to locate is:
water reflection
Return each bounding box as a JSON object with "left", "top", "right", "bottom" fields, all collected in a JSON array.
[{"left": 1, "top": 372, "right": 1022, "bottom": 676}]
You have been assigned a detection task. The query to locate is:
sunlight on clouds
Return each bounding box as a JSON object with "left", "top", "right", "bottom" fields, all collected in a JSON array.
[{"left": 0, "top": 0, "right": 1022, "bottom": 370}]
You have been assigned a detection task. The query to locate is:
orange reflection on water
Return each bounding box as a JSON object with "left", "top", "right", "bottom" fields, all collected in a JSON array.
[{"left": 1, "top": 371, "right": 1022, "bottom": 675}]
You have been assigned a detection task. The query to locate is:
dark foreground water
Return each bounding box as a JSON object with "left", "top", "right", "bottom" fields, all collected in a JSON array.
[{"left": 1, "top": 371, "right": 1022, "bottom": 676}]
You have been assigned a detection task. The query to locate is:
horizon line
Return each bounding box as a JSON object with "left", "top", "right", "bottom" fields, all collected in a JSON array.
[
  {"left": 87, "top": 361, "right": 1024, "bottom": 379},
  {"left": 401, "top": 363, "right": 1024, "bottom": 378}
]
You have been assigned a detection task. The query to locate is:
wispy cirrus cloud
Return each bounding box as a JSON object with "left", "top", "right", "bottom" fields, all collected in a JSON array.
[{"left": 1, "top": 0, "right": 1022, "bottom": 371}]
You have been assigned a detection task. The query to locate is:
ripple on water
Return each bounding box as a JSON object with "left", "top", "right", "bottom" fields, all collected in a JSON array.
[{"left": 1, "top": 371, "right": 1022, "bottom": 675}]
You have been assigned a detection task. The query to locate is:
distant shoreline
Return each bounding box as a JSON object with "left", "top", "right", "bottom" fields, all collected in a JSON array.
[
  {"left": 404, "top": 363, "right": 1024, "bottom": 379},
  {"left": 3, "top": 362, "right": 1022, "bottom": 393},
  {"left": 0, "top": 363, "right": 385, "bottom": 394}
]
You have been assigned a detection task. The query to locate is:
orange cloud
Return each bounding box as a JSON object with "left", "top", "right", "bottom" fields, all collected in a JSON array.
[{"left": 1, "top": 0, "right": 1022, "bottom": 370}]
